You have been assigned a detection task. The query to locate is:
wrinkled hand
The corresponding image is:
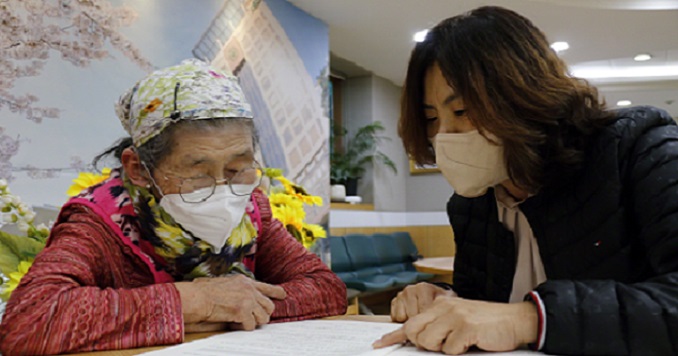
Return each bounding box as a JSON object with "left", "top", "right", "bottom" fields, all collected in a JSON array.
[
  {"left": 175, "top": 274, "right": 287, "bottom": 331},
  {"left": 391, "top": 282, "right": 456, "bottom": 322},
  {"left": 375, "top": 296, "right": 538, "bottom": 355}
]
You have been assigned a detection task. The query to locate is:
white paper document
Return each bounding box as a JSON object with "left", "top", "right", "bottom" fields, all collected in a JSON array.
[{"left": 140, "top": 320, "right": 543, "bottom": 356}]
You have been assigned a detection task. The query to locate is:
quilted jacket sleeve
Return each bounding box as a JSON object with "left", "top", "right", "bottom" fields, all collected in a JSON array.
[
  {"left": 252, "top": 191, "right": 347, "bottom": 321},
  {"left": 0, "top": 206, "right": 184, "bottom": 356},
  {"left": 536, "top": 107, "right": 678, "bottom": 355}
]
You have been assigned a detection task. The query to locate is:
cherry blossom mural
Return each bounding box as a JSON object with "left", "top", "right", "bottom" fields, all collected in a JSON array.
[
  {"left": 1, "top": 0, "right": 152, "bottom": 122},
  {"left": 0, "top": 0, "right": 153, "bottom": 183}
]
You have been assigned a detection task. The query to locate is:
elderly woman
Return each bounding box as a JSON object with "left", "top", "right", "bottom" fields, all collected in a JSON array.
[
  {"left": 374, "top": 6, "right": 678, "bottom": 356},
  {"left": 0, "top": 60, "right": 346, "bottom": 355}
]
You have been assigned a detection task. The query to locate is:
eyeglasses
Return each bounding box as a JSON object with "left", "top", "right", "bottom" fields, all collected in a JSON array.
[{"left": 147, "top": 162, "right": 263, "bottom": 203}]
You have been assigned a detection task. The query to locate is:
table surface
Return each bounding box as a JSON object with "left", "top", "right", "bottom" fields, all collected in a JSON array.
[
  {"left": 71, "top": 315, "right": 392, "bottom": 356},
  {"left": 413, "top": 256, "right": 455, "bottom": 275}
]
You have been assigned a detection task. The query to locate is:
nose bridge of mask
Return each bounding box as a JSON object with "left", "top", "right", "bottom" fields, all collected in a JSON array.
[
  {"left": 195, "top": 185, "right": 248, "bottom": 217},
  {"left": 435, "top": 131, "right": 501, "bottom": 167}
]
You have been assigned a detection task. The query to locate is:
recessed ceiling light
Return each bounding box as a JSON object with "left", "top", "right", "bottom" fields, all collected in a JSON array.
[
  {"left": 550, "top": 41, "right": 569, "bottom": 53},
  {"left": 413, "top": 30, "right": 428, "bottom": 42},
  {"left": 633, "top": 53, "right": 652, "bottom": 62},
  {"left": 617, "top": 100, "right": 632, "bottom": 107}
]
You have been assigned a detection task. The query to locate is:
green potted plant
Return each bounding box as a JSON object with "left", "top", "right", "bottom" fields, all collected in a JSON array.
[{"left": 330, "top": 121, "right": 397, "bottom": 196}]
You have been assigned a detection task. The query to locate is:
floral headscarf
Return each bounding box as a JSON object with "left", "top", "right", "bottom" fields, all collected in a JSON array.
[{"left": 114, "top": 58, "right": 253, "bottom": 146}]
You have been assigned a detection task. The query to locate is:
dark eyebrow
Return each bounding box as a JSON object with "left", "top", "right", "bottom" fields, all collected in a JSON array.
[{"left": 423, "top": 93, "right": 459, "bottom": 109}]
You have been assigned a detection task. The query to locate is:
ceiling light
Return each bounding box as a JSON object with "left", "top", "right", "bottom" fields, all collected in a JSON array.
[
  {"left": 633, "top": 53, "right": 652, "bottom": 62},
  {"left": 413, "top": 30, "right": 428, "bottom": 42},
  {"left": 550, "top": 41, "right": 569, "bottom": 53},
  {"left": 617, "top": 100, "right": 632, "bottom": 106},
  {"left": 571, "top": 65, "right": 678, "bottom": 79}
]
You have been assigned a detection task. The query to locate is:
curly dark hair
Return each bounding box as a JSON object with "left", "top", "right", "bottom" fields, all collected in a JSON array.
[{"left": 399, "top": 6, "right": 615, "bottom": 191}]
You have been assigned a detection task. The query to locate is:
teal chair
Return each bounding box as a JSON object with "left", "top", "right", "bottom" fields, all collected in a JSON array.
[
  {"left": 329, "top": 235, "right": 357, "bottom": 282},
  {"left": 328, "top": 233, "right": 434, "bottom": 293},
  {"left": 373, "top": 233, "right": 432, "bottom": 284},
  {"left": 343, "top": 234, "right": 396, "bottom": 292}
]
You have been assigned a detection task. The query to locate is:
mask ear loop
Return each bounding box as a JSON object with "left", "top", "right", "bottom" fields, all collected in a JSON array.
[
  {"left": 133, "top": 146, "right": 166, "bottom": 198},
  {"left": 142, "top": 162, "right": 166, "bottom": 198}
]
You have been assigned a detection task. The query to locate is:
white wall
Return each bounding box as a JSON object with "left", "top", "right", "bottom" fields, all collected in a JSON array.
[
  {"left": 340, "top": 74, "right": 452, "bottom": 212},
  {"left": 341, "top": 76, "right": 375, "bottom": 203},
  {"left": 405, "top": 173, "right": 454, "bottom": 212},
  {"left": 372, "top": 75, "right": 407, "bottom": 211}
]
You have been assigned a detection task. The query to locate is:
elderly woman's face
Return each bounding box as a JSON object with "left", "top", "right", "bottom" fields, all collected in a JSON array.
[
  {"left": 151, "top": 123, "right": 255, "bottom": 196},
  {"left": 423, "top": 63, "right": 475, "bottom": 138}
]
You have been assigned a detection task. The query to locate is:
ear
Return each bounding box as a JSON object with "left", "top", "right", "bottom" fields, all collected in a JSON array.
[{"left": 121, "top": 148, "right": 150, "bottom": 188}]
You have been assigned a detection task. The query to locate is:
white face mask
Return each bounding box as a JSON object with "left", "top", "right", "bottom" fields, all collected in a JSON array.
[
  {"left": 434, "top": 130, "right": 509, "bottom": 198},
  {"left": 159, "top": 185, "right": 253, "bottom": 253}
]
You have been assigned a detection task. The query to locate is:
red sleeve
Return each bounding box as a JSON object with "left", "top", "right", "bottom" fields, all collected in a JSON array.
[
  {"left": 0, "top": 206, "right": 184, "bottom": 355},
  {"left": 252, "top": 191, "right": 347, "bottom": 321}
]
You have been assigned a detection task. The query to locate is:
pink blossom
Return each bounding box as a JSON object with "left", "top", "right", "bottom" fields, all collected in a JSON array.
[{"left": 1, "top": 0, "right": 153, "bottom": 124}]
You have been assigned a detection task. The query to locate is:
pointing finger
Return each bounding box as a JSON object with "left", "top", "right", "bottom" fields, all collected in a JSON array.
[{"left": 373, "top": 327, "right": 408, "bottom": 349}]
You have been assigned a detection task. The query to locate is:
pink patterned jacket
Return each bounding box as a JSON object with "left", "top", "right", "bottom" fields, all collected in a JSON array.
[{"left": 0, "top": 190, "right": 346, "bottom": 355}]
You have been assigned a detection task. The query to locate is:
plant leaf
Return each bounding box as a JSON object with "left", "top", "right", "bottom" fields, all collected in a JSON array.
[
  {"left": 331, "top": 121, "right": 397, "bottom": 180},
  {"left": 0, "top": 230, "right": 45, "bottom": 276}
]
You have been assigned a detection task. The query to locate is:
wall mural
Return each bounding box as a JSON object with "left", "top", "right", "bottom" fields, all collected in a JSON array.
[
  {"left": 0, "top": 0, "right": 330, "bottom": 224},
  {"left": 197, "top": 0, "right": 330, "bottom": 223},
  {"left": 1, "top": 0, "right": 151, "bottom": 181}
]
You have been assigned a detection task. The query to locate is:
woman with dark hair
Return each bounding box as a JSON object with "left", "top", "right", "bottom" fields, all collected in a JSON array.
[
  {"left": 375, "top": 6, "right": 678, "bottom": 355},
  {"left": 0, "top": 59, "right": 346, "bottom": 355}
]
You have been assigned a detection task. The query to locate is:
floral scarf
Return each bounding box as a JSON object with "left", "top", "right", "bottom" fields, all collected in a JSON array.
[{"left": 71, "top": 169, "right": 260, "bottom": 281}]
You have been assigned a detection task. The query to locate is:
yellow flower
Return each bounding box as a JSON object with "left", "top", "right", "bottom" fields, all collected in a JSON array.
[
  {"left": 299, "top": 223, "right": 326, "bottom": 249},
  {"left": 0, "top": 259, "right": 33, "bottom": 301},
  {"left": 269, "top": 192, "right": 295, "bottom": 207},
  {"left": 265, "top": 172, "right": 325, "bottom": 249},
  {"left": 272, "top": 204, "right": 305, "bottom": 231},
  {"left": 67, "top": 168, "right": 112, "bottom": 196},
  {"left": 304, "top": 223, "right": 327, "bottom": 239},
  {"left": 274, "top": 176, "right": 307, "bottom": 196},
  {"left": 299, "top": 194, "right": 323, "bottom": 207},
  {"left": 273, "top": 176, "right": 323, "bottom": 206},
  {"left": 263, "top": 167, "right": 283, "bottom": 178}
]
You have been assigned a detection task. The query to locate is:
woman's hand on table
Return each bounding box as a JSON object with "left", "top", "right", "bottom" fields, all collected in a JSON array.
[
  {"left": 375, "top": 296, "right": 538, "bottom": 355},
  {"left": 390, "top": 282, "right": 456, "bottom": 322},
  {"left": 175, "top": 274, "right": 287, "bottom": 331}
]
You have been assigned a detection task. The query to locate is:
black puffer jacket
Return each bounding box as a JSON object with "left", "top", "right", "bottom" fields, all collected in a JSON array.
[{"left": 448, "top": 106, "right": 678, "bottom": 355}]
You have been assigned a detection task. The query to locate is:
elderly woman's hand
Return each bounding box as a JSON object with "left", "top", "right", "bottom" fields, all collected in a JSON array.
[
  {"left": 375, "top": 296, "right": 538, "bottom": 355},
  {"left": 390, "top": 282, "right": 456, "bottom": 322},
  {"left": 174, "top": 274, "right": 287, "bottom": 331}
]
